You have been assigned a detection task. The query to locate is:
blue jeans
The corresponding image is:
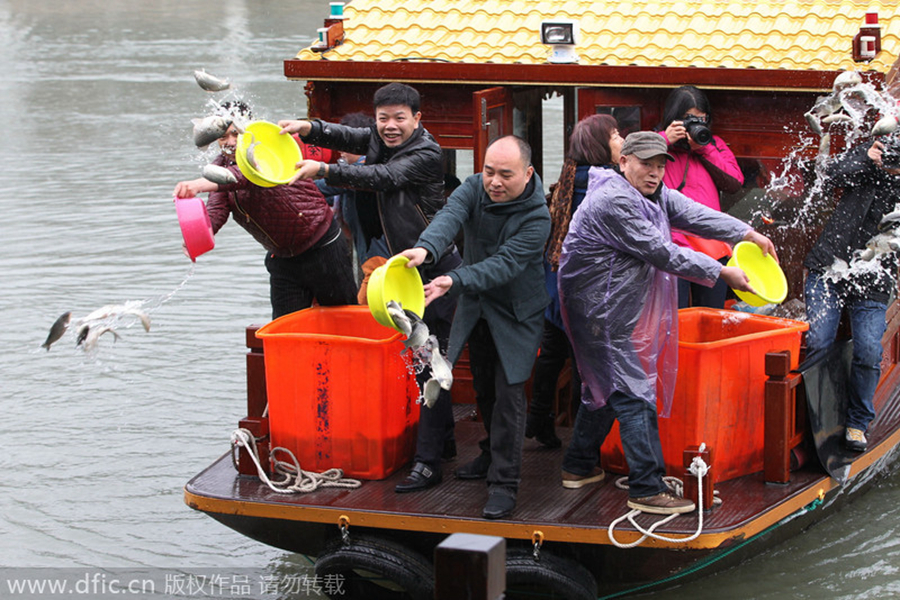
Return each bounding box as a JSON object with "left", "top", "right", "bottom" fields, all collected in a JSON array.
[
  {"left": 562, "top": 391, "right": 667, "bottom": 498},
  {"left": 805, "top": 270, "right": 886, "bottom": 431}
]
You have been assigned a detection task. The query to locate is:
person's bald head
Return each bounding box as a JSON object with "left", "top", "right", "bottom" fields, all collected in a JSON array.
[{"left": 481, "top": 136, "right": 534, "bottom": 203}]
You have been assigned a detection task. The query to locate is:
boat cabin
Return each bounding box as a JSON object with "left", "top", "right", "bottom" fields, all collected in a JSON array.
[{"left": 286, "top": 0, "right": 899, "bottom": 302}]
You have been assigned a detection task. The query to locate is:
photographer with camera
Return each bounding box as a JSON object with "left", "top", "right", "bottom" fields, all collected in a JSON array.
[
  {"left": 658, "top": 85, "right": 744, "bottom": 309},
  {"left": 803, "top": 137, "right": 900, "bottom": 453}
]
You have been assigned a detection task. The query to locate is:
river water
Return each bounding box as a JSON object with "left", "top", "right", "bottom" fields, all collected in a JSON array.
[{"left": 0, "top": 1, "right": 898, "bottom": 599}]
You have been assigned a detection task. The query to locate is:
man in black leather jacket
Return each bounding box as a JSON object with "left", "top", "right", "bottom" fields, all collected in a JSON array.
[{"left": 279, "top": 83, "right": 460, "bottom": 491}]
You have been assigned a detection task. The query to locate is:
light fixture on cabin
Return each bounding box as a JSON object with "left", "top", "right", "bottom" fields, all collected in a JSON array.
[{"left": 540, "top": 20, "right": 580, "bottom": 64}]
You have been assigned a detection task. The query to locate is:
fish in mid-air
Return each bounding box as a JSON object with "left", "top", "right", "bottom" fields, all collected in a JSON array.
[
  {"left": 821, "top": 113, "right": 853, "bottom": 125},
  {"left": 201, "top": 164, "right": 237, "bottom": 186},
  {"left": 78, "top": 304, "right": 151, "bottom": 332},
  {"left": 73, "top": 303, "right": 151, "bottom": 350},
  {"left": 192, "top": 115, "right": 232, "bottom": 148},
  {"left": 423, "top": 335, "right": 453, "bottom": 391},
  {"left": 403, "top": 312, "right": 430, "bottom": 350},
  {"left": 77, "top": 325, "right": 122, "bottom": 352},
  {"left": 193, "top": 69, "right": 231, "bottom": 92},
  {"left": 804, "top": 111, "right": 823, "bottom": 136},
  {"left": 42, "top": 311, "right": 72, "bottom": 351},
  {"left": 832, "top": 70, "right": 862, "bottom": 93},
  {"left": 421, "top": 378, "right": 442, "bottom": 408},
  {"left": 873, "top": 115, "right": 899, "bottom": 136}
]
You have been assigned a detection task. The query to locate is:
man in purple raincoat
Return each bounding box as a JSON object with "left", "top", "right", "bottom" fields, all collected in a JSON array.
[{"left": 558, "top": 131, "right": 775, "bottom": 515}]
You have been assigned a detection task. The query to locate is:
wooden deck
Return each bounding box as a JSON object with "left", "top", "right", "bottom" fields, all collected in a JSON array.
[
  {"left": 184, "top": 356, "right": 900, "bottom": 597},
  {"left": 185, "top": 403, "right": 897, "bottom": 549}
]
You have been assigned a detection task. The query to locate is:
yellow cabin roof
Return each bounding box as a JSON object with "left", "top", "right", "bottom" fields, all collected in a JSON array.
[{"left": 298, "top": 0, "right": 900, "bottom": 72}]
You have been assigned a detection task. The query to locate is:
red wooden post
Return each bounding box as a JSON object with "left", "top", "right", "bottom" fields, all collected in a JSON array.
[
  {"left": 682, "top": 445, "right": 714, "bottom": 511},
  {"left": 238, "top": 326, "right": 270, "bottom": 476},
  {"left": 245, "top": 326, "right": 267, "bottom": 418},
  {"left": 764, "top": 351, "right": 803, "bottom": 484}
]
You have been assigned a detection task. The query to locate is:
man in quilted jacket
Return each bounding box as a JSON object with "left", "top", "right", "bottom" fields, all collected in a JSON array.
[{"left": 173, "top": 101, "right": 358, "bottom": 319}]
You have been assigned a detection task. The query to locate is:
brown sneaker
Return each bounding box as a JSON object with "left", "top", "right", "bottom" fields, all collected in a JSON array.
[
  {"left": 561, "top": 466, "right": 605, "bottom": 489},
  {"left": 627, "top": 492, "right": 695, "bottom": 515}
]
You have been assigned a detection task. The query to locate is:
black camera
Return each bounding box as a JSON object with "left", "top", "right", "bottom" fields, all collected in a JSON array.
[
  {"left": 682, "top": 115, "right": 713, "bottom": 146},
  {"left": 881, "top": 133, "right": 900, "bottom": 169}
]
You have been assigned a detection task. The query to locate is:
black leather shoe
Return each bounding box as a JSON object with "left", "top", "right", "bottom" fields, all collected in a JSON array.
[
  {"left": 394, "top": 462, "right": 442, "bottom": 493},
  {"left": 455, "top": 452, "right": 491, "bottom": 479},
  {"left": 482, "top": 492, "right": 516, "bottom": 519}
]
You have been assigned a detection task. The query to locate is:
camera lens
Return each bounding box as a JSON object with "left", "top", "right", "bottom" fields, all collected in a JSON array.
[{"left": 685, "top": 119, "right": 712, "bottom": 146}]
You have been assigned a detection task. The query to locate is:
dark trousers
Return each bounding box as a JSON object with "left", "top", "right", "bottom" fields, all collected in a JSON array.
[
  {"left": 529, "top": 319, "right": 582, "bottom": 419},
  {"left": 468, "top": 319, "right": 527, "bottom": 499},
  {"left": 264, "top": 231, "right": 358, "bottom": 319}
]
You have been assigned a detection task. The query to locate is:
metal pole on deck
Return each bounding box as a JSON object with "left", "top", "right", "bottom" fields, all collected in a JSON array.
[{"left": 434, "top": 533, "right": 506, "bottom": 600}]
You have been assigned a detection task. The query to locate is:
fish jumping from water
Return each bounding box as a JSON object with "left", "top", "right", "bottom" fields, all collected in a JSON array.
[
  {"left": 193, "top": 69, "right": 231, "bottom": 92},
  {"left": 201, "top": 164, "right": 237, "bottom": 186},
  {"left": 192, "top": 115, "right": 232, "bottom": 149},
  {"left": 42, "top": 311, "right": 72, "bottom": 351}
]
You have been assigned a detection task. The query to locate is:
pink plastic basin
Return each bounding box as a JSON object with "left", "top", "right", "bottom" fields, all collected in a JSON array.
[{"left": 175, "top": 196, "right": 215, "bottom": 261}]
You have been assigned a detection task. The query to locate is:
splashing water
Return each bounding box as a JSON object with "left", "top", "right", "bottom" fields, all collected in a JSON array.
[
  {"left": 761, "top": 74, "right": 897, "bottom": 223},
  {"left": 753, "top": 71, "right": 900, "bottom": 305}
]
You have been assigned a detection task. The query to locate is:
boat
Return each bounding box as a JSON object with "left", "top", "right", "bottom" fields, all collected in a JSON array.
[{"left": 184, "top": 2, "right": 900, "bottom": 598}]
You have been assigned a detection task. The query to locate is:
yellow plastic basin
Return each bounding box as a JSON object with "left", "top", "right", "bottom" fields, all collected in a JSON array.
[
  {"left": 235, "top": 121, "right": 301, "bottom": 187},
  {"left": 726, "top": 241, "right": 788, "bottom": 306},
  {"left": 367, "top": 255, "right": 425, "bottom": 331}
]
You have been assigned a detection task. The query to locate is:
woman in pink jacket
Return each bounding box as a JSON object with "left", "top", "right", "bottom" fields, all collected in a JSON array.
[{"left": 658, "top": 85, "right": 744, "bottom": 309}]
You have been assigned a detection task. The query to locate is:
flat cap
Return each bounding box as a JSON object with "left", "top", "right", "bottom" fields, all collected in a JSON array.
[{"left": 621, "top": 131, "right": 675, "bottom": 161}]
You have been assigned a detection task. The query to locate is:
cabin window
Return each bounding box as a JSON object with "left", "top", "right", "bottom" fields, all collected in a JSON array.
[{"left": 443, "top": 148, "right": 475, "bottom": 190}]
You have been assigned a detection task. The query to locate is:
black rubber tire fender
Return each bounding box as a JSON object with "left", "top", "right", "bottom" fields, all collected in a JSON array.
[
  {"left": 504, "top": 547, "right": 598, "bottom": 600},
  {"left": 314, "top": 534, "right": 434, "bottom": 600}
]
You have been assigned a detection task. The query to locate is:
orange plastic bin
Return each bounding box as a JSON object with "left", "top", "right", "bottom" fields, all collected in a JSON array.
[
  {"left": 600, "top": 308, "right": 808, "bottom": 484},
  {"left": 255, "top": 306, "right": 420, "bottom": 480}
]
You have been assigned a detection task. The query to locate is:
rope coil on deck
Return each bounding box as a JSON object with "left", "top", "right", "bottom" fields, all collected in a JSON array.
[
  {"left": 608, "top": 450, "right": 716, "bottom": 548},
  {"left": 231, "top": 428, "right": 362, "bottom": 494}
]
